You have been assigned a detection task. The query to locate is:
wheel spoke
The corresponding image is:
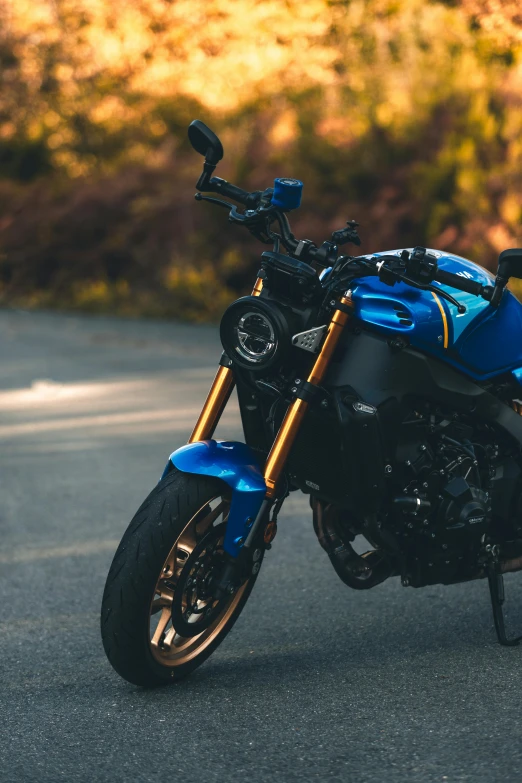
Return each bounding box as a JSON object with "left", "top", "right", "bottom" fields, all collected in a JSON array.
[
  {"left": 150, "top": 607, "right": 171, "bottom": 648},
  {"left": 161, "top": 500, "right": 229, "bottom": 582},
  {"left": 162, "top": 626, "right": 177, "bottom": 649},
  {"left": 150, "top": 592, "right": 172, "bottom": 614},
  {"left": 174, "top": 546, "right": 192, "bottom": 577},
  {"left": 194, "top": 500, "right": 228, "bottom": 538},
  {"left": 174, "top": 534, "right": 196, "bottom": 565}
]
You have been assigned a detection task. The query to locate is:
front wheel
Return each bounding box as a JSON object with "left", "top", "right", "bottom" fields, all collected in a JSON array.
[{"left": 100, "top": 469, "right": 262, "bottom": 686}]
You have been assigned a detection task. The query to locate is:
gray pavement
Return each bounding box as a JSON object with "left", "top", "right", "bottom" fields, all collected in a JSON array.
[{"left": 0, "top": 308, "right": 521, "bottom": 783}]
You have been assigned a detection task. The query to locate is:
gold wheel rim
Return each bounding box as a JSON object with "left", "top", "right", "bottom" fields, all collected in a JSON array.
[{"left": 148, "top": 496, "right": 250, "bottom": 667}]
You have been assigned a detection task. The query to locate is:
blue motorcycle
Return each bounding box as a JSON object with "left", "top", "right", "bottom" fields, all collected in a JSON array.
[{"left": 101, "top": 120, "right": 522, "bottom": 686}]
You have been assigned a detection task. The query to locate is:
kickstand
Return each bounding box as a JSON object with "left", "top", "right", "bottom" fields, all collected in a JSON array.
[{"left": 487, "top": 567, "right": 522, "bottom": 647}]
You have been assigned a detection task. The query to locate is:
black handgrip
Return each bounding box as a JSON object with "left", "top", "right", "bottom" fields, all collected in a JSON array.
[
  {"left": 435, "top": 268, "right": 484, "bottom": 296},
  {"left": 210, "top": 177, "right": 251, "bottom": 205}
]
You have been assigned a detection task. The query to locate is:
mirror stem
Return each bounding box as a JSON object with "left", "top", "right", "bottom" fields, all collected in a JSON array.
[
  {"left": 196, "top": 161, "right": 216, "bottom": 192},
  {"left": 490, "top": 275, "right": 508, "bottom": 308}
]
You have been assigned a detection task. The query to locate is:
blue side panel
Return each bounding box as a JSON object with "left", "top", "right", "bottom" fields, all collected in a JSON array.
[
  {"left": 455, "top": 289, "right": 522, "bottom": 377},
  {"left": 351, "top": 248, "right": 522, "bottom": 381},
  {"left": 166, "top": 440, "right": 267, "bottom": 558}
]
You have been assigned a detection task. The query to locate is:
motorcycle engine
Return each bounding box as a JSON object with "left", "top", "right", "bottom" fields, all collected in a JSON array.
[{"left": 387, "top": 409, "right": 495, "bottom": 587}]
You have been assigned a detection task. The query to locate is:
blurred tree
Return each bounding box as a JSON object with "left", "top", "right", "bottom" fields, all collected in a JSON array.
[{"left": 0, "top": 0, "right": 521, "bottom": 317}]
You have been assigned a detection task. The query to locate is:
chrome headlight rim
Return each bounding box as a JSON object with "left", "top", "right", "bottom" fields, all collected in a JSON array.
[{"left": 219, "top": 296, "right": 291, "bottom": 373}]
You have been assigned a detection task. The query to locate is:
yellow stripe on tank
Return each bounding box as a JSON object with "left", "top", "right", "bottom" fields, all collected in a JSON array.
[{"left": 431, "top": 291, "right": 449, "bottom": 349}]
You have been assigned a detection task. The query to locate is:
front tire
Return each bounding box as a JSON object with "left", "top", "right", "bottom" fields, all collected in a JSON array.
[{"left": 100, "top": 469, "right": 262, "bottom": 686}]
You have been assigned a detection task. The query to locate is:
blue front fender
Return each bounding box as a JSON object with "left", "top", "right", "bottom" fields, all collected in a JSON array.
[{"left": 163, "top": 440, "right": 267, "bottom": 557}]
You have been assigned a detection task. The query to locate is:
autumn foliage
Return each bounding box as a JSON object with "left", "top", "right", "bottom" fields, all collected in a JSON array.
[{"left": 1, "top": 0, "right": 522, "bottom": 318}]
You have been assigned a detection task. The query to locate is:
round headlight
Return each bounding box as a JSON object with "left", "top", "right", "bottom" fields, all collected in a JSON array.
[
  {"left": 220, "top": 297, "right": 291, "bottom": 372},
  {"left": 236, "top": 311, "right": 276, "bottom": 363}
]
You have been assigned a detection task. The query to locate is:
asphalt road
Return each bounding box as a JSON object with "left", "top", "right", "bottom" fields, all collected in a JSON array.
[{"left": 1, "top": 309, "right": 521, "bottom": 783}]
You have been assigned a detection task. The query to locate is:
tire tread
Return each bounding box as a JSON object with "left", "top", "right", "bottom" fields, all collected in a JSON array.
[{"left": 100, "top": 469, "right": 255, "bottom": 687}]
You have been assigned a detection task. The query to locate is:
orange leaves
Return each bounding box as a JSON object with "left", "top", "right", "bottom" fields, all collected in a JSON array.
[
  {"left": 462, "top": 1, "right": 522, "bottom": 46},
  {"left": 3, "top": 0, "right": 522, "bottom": 174},
  {"left": 2, "top": 0, "right": 522, "bottom": 315}
]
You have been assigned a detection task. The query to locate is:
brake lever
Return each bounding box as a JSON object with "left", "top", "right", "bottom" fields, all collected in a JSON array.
[
  {"left": 194, "top": 193, "right": 234, "bottom": 209},
  {"left": 431, "top": 286, "right": 467, "bottom": 313},
  {"left": 401, "top": 274, "right": 466, "bottom": 313}
]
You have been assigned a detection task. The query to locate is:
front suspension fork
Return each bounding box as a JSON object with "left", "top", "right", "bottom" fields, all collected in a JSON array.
[
  {"left": 262, "top": 293, "right": 353, "bottom": 499},
  {"left": 188, "top": 360, "right": 235, "bottom": 443},
  {"left": 188, "top": 276, "right": 264, "bottom": 444},
  {"left": 190, "top": 284, "right": 353, "bottom": 535}
]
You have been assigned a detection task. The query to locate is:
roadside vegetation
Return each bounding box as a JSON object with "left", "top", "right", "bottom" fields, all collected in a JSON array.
[{"left": 1, "top": 0, "right": 522, "bottom": 319}]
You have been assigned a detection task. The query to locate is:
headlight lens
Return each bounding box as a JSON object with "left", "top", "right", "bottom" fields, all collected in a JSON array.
[
  {"left": 220, "top": 296, "right": 291, "bottom": 372},
  {"left": 235, "top": 311, "right": 276, "bottom": 363}
]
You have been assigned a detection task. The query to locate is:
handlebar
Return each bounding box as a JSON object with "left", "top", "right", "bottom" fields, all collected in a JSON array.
[
  {"left": 433, "top": 268, "right": 486, "bottom": 297},
  {"left": 195, "top": 179, "right": 340, "bottom": 266},
  {"left": 194, "top": 170, "right": 499, "bottom": 309},
  {"left": 208, "top": 177, "right": 263, "bottom": 208},
  {"left": 195, "top": 161, "right": 264, "bottom": 209},
  {"left": 194, "top": 154, "right": 363, "bottom": 268}
]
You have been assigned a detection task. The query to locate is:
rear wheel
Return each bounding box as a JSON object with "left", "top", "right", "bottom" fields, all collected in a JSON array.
[{"left": 100, "top": 469, "right": 262, "bottom": 686}]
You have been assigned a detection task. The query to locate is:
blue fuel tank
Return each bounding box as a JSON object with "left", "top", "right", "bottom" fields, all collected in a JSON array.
[{"left": 347, "top": 248, "right": 522, "bottom": 382}]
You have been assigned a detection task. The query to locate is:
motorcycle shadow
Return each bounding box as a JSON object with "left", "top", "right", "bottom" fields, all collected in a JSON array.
[{"left": 190, "top": 574, "right": 522, "bottom": 691}]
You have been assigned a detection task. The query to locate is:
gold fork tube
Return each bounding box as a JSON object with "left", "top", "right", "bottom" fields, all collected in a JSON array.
[
  {"left": 188, "top": 277, "right": 264, "bottom": 443},
  {"left": 263, "top": 293, "right": 353, "bottom": 497},
  {"left": 263, "top": 400, "right": 308, "bottom": 496},
  {"left": 252, "top": 276, "right": 263, "bottom": 297},
  {"left": 189, "top": 365, "right": 235, "bottom": 443}
]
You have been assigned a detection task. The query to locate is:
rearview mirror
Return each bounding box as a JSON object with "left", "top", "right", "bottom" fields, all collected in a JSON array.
[
  {"left": 498, "top": 248, "right": 522, "bottom": 281},
  {"left": 188, "top": 120, "right": 224, "bottom": 165}
]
